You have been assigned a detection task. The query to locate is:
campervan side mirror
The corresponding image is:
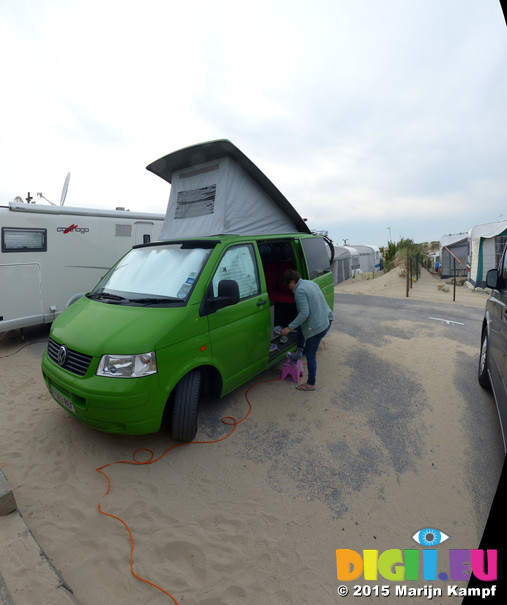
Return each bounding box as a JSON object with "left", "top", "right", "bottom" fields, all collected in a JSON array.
[
  {"left": 201, "top": 279, "right": 240, "bottom": 314},
  {"left": 65, "top": 292, "right": 86, "bottom": 309},
  {"left": 486, "top": 269, "right": 498, "bottom": 290}
]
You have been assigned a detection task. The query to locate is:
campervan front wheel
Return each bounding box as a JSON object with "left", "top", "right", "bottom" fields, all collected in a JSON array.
[{"left": 171, "top": 369, "right": 201, "bottom": 441}]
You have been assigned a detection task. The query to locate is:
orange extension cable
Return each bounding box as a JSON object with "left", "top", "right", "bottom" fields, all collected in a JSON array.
[
  {"left": 95, "top": 376, "right": 279, "bottom": 603},
  {"left": 95, "top": 341, "right": 326, "bottom": 602}
]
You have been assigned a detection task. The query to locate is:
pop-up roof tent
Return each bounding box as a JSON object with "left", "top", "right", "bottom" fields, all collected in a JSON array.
[{"left": 146, "top": 139, "right": 311, "bottom": 239}]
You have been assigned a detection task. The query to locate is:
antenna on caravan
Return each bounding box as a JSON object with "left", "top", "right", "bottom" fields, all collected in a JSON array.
[
  {"left": 60, "top": 172, "right": 70, "bottom": 206},
  {"left": 36, "top": 172, "right": 70, "bottom": 206}
]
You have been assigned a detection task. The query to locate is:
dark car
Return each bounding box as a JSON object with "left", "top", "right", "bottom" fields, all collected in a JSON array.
[{"left": 478, "top": 245, "right": 507, "bottom": 451}]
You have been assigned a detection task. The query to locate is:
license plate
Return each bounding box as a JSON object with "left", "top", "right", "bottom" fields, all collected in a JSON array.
[{"left": 51, "top": 386, "right": 75, "bottom": 413}]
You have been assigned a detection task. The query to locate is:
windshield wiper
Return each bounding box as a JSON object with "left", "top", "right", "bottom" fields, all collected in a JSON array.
[
  {"left": 88, "top": 292, "right": 127, "bottom": 302},
  {"left": 132, "top": 297, "right": 181, "bottom": 305}
]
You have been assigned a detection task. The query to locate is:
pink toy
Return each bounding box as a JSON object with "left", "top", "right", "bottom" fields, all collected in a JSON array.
[{"left": 280, "top": 359, "right": 304, "bottom": 383}]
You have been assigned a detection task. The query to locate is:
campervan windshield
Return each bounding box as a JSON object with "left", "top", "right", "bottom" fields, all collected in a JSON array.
[{"left": 88, "top": 243, "right": 214, "bottom": 305}]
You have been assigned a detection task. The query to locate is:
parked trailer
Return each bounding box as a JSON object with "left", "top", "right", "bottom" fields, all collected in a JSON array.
[
  {"left": 350, "top": 244, "right": 382, "bottom": 274},
  {"left": 1, "top": 201, "right": 164, "bottom": 332},
  {"left": 343, "top": 246, "right": 360, "bottom": 276},
  {"left": 332, "top": 245, "right": 352, "bottom": 284}
]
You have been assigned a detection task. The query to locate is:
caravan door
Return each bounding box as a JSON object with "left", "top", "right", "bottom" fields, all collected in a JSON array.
[{"left": 0, "top": 263, "right": 43, "bottom": 327}]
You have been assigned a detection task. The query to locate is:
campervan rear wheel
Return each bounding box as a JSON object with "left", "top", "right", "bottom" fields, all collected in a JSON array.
[
  {"left": 171, "top": 369, "right": 201, "bottom": 441},
  {"left": 478, "top": 330, "right": 491, "bottom": 390}
]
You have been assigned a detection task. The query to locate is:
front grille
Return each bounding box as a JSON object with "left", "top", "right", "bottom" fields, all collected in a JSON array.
[{"left": 48, "top": 338, "right": 93, "bottom": 376}]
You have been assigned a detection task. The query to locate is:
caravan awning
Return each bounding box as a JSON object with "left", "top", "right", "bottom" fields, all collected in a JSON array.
[{"left": 469, "top": 220, "right": 507, "bottom": 242}]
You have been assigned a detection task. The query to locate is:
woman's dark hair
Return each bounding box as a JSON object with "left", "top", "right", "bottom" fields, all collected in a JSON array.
[{"left": 283, "top": 269, "right": 301, "bottom": 285}]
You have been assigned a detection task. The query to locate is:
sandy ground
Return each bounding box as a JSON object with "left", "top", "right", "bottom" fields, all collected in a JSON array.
[
  {"left": 334, "top": 265, "right": 490, "bottom": 309},
  {"left": 0, "top": 269, "right": 502, "bottom": 604}
]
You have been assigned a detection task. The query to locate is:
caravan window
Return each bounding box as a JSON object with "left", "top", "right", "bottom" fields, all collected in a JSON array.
[{"left": 2, "top": 227, "right": 47, "bottom": 252}]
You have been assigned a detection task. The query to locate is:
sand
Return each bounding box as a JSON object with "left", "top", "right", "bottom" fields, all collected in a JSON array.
[
  {"left": 334, "top": 265, "right": 490, "bottom": 309},
  {"left": 0, "top": 268, "right": 501, "bottom": 604}
]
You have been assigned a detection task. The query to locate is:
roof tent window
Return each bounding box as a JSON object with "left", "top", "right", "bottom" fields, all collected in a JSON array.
[
  {"left": 301, "top": 237, "right": 331, "bottom": 279},
  {"left": 2, "top": 227, "right": 47, "bottom": 252},
  {"left": 175, "top": 185, "right": 216, "bottom": 219}
]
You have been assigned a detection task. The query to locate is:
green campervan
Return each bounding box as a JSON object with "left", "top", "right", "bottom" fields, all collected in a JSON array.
[{"left": 41, "top": 140, "right": 334, "bottom": 441}]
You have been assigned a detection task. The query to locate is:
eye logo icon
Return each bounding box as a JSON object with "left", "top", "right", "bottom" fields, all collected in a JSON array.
[
  {"left": 336, "top": 526, "right": 497, "bottom": 585},
  {"left": 412, "top": 527, "right": 449, "bottom": 547}
]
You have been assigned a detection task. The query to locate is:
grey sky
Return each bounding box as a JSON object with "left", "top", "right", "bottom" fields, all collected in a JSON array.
[{"left": 1, "top": 0, "right": 506, "bottom": 248}]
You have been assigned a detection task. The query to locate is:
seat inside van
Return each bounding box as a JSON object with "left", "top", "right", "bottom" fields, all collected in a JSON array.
[{"left": 258, "top": 240, "right": 299, "bottom": 355}]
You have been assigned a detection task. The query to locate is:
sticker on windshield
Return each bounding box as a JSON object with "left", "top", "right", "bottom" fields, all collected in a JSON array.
[{"left": 177, "top": 272, "right": 197, "bottom": 299}]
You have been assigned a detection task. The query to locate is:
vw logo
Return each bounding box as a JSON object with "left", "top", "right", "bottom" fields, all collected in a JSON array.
[{"left": 57, "top": 345, "right": 68, "bottom": 367}]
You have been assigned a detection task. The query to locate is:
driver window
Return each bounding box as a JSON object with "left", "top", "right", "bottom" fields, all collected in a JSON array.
[{"left": 212, "top": 245, "right": 260, "bottom": 300}]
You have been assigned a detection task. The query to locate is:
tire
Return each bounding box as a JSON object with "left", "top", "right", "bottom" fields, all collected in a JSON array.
[
  {"left": 171, "top": 369, "right": 201, "bottom": 441},
  {"left": 478, "top": 330, "right": 491, "bottom": 390}
]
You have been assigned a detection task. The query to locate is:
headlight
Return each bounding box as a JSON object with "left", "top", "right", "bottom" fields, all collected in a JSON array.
[{"left": 97, "top": 352, "right": 157, "bottom": 378}]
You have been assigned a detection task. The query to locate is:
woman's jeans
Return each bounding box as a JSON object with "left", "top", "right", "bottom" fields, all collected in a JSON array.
[{"left": 296, "top": 322, "right": 331, "bottom": 385}]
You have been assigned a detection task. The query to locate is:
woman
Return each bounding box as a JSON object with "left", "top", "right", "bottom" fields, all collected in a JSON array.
[{"left": 280, "top": 269, "right": 334, "bottom": 391}]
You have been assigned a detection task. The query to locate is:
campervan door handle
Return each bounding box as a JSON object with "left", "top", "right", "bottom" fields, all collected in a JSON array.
[{"left": 257, "top": 299, "right": 267, "bottom": 306}]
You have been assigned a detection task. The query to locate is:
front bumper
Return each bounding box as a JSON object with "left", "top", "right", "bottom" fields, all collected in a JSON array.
[{"left": 41, "top": 350, "right": 167, "bottom": 434}]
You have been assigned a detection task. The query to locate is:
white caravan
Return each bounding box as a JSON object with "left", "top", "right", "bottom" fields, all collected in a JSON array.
[{"left": 1, "top": 201, "right": 164, "bottom": 332}]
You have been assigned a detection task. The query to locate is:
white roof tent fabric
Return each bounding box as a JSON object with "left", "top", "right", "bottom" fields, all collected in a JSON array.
[{"left": 147, "top": 140, "right": 311, "bottom": 239}]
